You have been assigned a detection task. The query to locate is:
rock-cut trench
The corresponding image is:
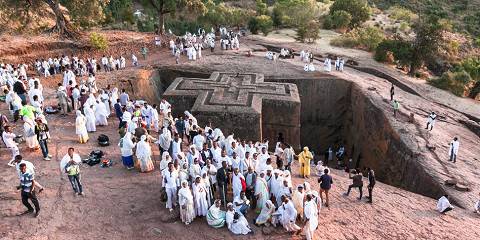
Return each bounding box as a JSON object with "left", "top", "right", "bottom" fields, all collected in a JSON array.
[{"left": 151, "top": 68, "right": 446, "bottom": 201}]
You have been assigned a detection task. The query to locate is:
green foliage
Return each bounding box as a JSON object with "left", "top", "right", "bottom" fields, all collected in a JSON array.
[
  {"left": 273, "top": 0, "right": 320, "bottom": 27},
  {"left": 103, "top": 0, "right": 134, "bottom": 24},
  {"left": 248, "top": 17, "right": 260, "bottom": 34},
  {"left": 463, "top": 13, "right": 480, "bottom": 37},
  {"left": 136, "top": 17, "right": 156, "bottom": 32},
  {"left": 296, "top": 20, "right": 321, "bottom": 43},
  {"left": 256, "top": 15, "right": 273, "bottom": 36},
  {"left": 388, "top": 6, "right": 417, "bottom": 23},
  {"left": 331, "top": 26, "right": 385, "bottom": 51},
  {"left": 271, "top": 6, "right": 283, "bottom": 27},
  {"left": 164, "top": 19, "right": 202, "bottom": 35},
  {"left": 429, "top": 70, "right": 472, "bottom": 96},
  {"left": 329, "top": 0, "right": 370, "bottom": 28},
  {"left": 375, "top": 39, "right": 413, "bottom": 67},
  {"left": 89, "top": 32, "right": 108, "bottom": 51},
  {"left": 60, "top": 0, "right": 108, "bottom": 29},
  {"left": 409, "top": 16, "right": 447, "bottom": 75},
  {"left": 256, "top": 0, "right": 268, "bottom": 15},
  {"left": 324, "top": 10, "right": 351, "bottom": 29}
]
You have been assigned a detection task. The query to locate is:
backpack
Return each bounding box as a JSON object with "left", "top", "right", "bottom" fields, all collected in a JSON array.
[{"left": 98, "top": 134, "right": 109, "bottom": 146}]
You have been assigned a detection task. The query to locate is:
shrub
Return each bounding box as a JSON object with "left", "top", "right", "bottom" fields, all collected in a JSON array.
[
  {"left": 330, "top": 10, "right": 352, "bottom": 29},
  {"left": 388, "top": 6, "right": 418, "bottom": 23},
  {"left": 89, "top": 32, "right": 108, "bottom": 51},
  {"left": 430, "top": 70, "right": 473, "bottom": 96},
  {"left": 136, "top": 18, "right": 155, "bottom": 32},
  {"left": 296, "top": 20, "right": 321, "bottom": 43},
  {"left": 256, "top": 15, "right": 273, "bottom": 36},
  {"left": 374, "top": 39, "right": 413, "bottom": 66},
  {"left": 329, "top": 0, "right": 370, "bottom": 28},
  {"left": 248, "top": 17, "right": 260, "bottom": 34},
  {"left": 331, "top": 26, "right": 384, "bottom": 51}
]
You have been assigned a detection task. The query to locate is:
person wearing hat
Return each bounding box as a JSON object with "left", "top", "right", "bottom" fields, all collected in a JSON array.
[
  {"left": 34, "top": 117, "right": 51, "bottom": 160},
  {"left": 298, "top": 147, "right": 313, "bottom": 178}
]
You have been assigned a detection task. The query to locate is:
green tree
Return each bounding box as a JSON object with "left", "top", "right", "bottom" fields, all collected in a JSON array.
[
  {"left": 275, "top": 0, "right": 320, "bottom": 27},
  {"left": 256, "top": 15, "right": 273, "bottom": 36},
  {"left": 329, "top": 0, "right": 370, "bottom": 28},
  {"left": 409, "top": 16, "right": 446, "bottom": 75},
  {"left": 60, "top": 0, "right": 108, "bottom": 29},
  {"left": 141, "top": 0, "right": 207, "bottom": 34},
  {"left": 296, "top": 20, "right": 320, "bottom": 43},
  {"left": 256, "top": 0, "right": 268, "bottom": 15},
  {"left": 330, "top": 10, "right": 352, "bottom": 29},
  {"left": 248, "top": 16, "right": 260, "bottom": 34},
  {"left": 104, "top": 0, "right": 135, "bottom": 24}
]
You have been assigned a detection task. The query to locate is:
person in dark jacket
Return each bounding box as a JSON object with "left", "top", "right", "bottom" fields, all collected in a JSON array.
[
  {"left": 13, "top": 80, "right": 28, "bottom": 105},
  {"left": 175, "top": 117, "right": 185, "bottom": 141},
  {"left": 365, "top": 167, "right": 376, "bottom": 203},
  {"left": 216, "top": 160, "right": 229, "bottom": 207},
  {"left": 318, "top": 168, "right": 333, "bottom": 207},
  {"left": 344, "top": 169, "right": 363, "bottom": 200}
]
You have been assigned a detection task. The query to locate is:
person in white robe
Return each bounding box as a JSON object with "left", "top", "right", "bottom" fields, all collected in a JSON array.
[
  {"left": 178, "top": 162, "right": 189, "bottom": 185},
  {"left": 178, "top": 180, "right": 195, "bottom": 225},
  {"left": 303, "top": 194, "right": 319, "bottom": 240},
  {"left": 255, "top": 171, "right": 270, "bottom": 213},
  {"left": 201, "top": 169, "right": 213, "bottom": 206},
  {"left": 135, "top": 135, "right": 154, "bottom": 172},
  {"left": 163, "top": 162, "right": 178, "bottom": 211},
  {"left": 159, "top": 151, "right": 172, "bottom": 173},
  {"left": 207, "top": 199, "right": 226, "bottom": 228},
  {"left": 279, "top": 195, "right": 301, "bottom": 232},
  {"left": 437, "top": 195, "right": 453, "bottom": 214},
  {"left": 23, "top": 117, "right": 39, "bottom": 150},
  {"left": 225, "top": 203, "right": 253, "bottom": 235},
  {"left": 270, "top": 170, "right": 284, "bottom": 206},
  {"left": 119, "top": 132, "right": 135, "bottom": 169},
  {"left": 276, "top": 180, "right": 292, "bottom": 207},
  {"left": 193, "top": 176, "right": 209, "bottom": 217},
  {"left": 448, "top": 137, "right": 460, "bottom": 163},
  {"left": 99, "top": 90, "right": 110, "bottom": 117},
  {"left": 75, "top": 111, "right": 89, "bottom": 143},
  {"left": 292, "top": 184, "right": 305, "bottom": 221},
  {"left": 426, "top": 111, "right": 437, "bottom": 131},
  {"left": 157, "top": 127, "right": 172, "bottom": 155},
  {"left": 95, "top": 100, "right": 108, "bottom": 126},
  {"left": 232, "top": 168, "right": 244, "bottom": 200},
  {"left": 189, "top": 158, "right": 202, "bottom": 180},
  {"left": 84, "top": 105, "right": 96, "bottom": 132},
  {"left": 255, "top": 199, "right": 276, "bottom": 226}
]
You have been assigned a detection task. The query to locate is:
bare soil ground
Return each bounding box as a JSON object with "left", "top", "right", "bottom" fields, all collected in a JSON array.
[{"left": 0, "top": 31, "right": 479, "bottom": 240}]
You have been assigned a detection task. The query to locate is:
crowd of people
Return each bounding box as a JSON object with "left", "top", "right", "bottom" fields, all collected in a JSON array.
[{"left": 1, "top": 26, "right": 479, "bottom": 238}]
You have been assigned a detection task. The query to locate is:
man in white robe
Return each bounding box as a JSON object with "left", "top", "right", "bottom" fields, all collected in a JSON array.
[
  {"left": 163, "top": 162, "right": 178, "bottom": 212},
  {"left": 255, "top": 171, "right": 269, "bottom": 212},
  {"left": 303, "top": 194, "right": 319, "bottom": 240},
  {"left": 426, "top": 111, "right": 437, "bottom": 131},
  {"left": 279, "top": 195, "right": 301, "bottom": 232},
  {"left": 231, "top": 168, "right": 244, "bottom": 200},
  {"left": 448, "top": 137, "right": 460, "bottom": 163}
]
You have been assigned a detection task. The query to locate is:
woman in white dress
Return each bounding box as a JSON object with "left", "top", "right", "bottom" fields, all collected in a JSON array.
[
  {"left": 110, "top": 87, "right": 119, "bottom": 109},
  {"left": 75, "top": 110, "right": 89, "bottom": 143},
  {"left": 23, "top": 117, "right": 39, "bottom": 150},
  {"left": 255, "top": 200, "right": 275, "bottom": 226},
  {"left": 157, "top": 127, "right": 172, "bottom": 155},
  {"left": 95, "top": 100, "right": 108, "bottom": 126},
  {"left": 193, "top": 176, "right": 209, "bottom": 217},
  {"left": 84, "top": 104, "right": 96, "bottom": 132},
  {"left": 135, "top": 135, "right": 154, "bottom": 172},
  {"left": 225, "top": 203, "right": 252, "bottom": 235},
  {"left": 178, "top": 180, "right": 195, "bottom": 225},
  {"left": 99, "top": 90, "right": 111, "bottom": 117}
]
